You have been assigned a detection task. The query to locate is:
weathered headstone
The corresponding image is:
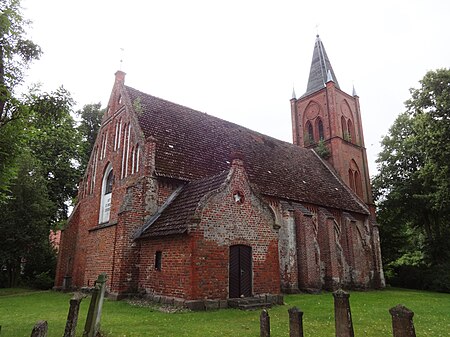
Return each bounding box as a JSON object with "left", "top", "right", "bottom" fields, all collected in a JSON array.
[
  {"left": 333, "top": 289, "right": 354, "bottom": 337},
  {"left": 260, "top": 309, "right": 270, "bottom": 337},
  {"left": 83, "top": 273, "right": 107, "bottom": 337},
  {"left": 289, "top": 306, "right": 304, "bottom": 337},
  {"left": 30, "top": 320, "right": 48, "bottom": 337},
  {"left": 389, "top": 305, "right": 416, "bottom": 337},
  {"left": 64, "top": 292, "right": 86, "bottom": 337}
]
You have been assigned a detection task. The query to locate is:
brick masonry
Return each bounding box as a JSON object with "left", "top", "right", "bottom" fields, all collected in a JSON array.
[{"left": 55, "top": 68, "right": 385, "bottom": 302}]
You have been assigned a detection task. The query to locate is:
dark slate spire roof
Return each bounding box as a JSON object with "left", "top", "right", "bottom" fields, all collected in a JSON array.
[{"left": 303, "top": 35, "right": 340, "bottom": 97}]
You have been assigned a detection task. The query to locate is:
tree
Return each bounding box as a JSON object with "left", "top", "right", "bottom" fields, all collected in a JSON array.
[
  {"left": 0, "top": 150, "right": 53, "bottom": 287},
  {"left": 373, "top": 68, "right": 450, "bottom": 291},
  {"left": 0, "top": 87, "right": 82, "bottom": 287},
  {"left": 0, "top": 0, "right": 41, "bottom": 202},
  {"left": 24, "top": 86, "right": 82, "bottom": 227},
  {"left": 76, "top": 102, "right": 103, "bottom": 172}
]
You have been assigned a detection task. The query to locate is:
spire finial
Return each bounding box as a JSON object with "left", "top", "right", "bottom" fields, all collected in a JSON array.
[
  {"left": 292, "top": 85, "right": 296, "bottom": 99},
  {"left": 315, "top": 23, "right": 320, "bottom": 38},
  {"left": 119, "top": 47, "right": 125, "bottom": 70},
  {"left": 352, "top": 85, "right": 358, "bottom": 97}
]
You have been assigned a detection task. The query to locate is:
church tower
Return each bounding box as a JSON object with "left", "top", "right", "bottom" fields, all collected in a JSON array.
[{"left": 291, "top": 35, "right": 374, "bottom": 208}]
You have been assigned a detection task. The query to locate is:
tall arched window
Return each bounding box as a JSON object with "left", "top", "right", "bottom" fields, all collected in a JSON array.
[
  {"left": 99, "top": 164, "right": 113, "bottom": 224},
  {"left": 305, "top": 121, "right": 314, "bottom": 145},
  {"left": 347, "top": 119, "right": 355, "bottom": 143},
  {"left": 354, "top": 171, "right": 362, "bottom": 198},
  {"left": 131, "top": 146, "right": 135, "bottom": 174},
  {"left": 341, "top": 116, "right": 347, "bottom": 139},
  {"left": 349, "top": 160, "right": 363, "bottom": 198},
  {"left": 317, "top": 118, "right": 324, "bottom": 140},
  {"left": 135, "top": 144, "right": 140, "bottom": 173},
  {"left": 348, "top": 169, "right": 355, "bottom": 191}
]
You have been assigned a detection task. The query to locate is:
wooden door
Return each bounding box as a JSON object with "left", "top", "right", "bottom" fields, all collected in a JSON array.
[{"left": 229, "top": 245, "right": 252, "bottom": 298}]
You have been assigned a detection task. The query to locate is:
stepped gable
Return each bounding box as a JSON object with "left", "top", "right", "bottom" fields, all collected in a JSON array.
[
  {"left": 127, "top": 86, "right": 368, "bottom": 215},
  {"left": 140, "top": 171, "right": 229, "bottom": 238}
]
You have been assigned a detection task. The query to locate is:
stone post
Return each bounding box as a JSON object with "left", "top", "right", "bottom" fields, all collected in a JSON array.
[
  {"left": 333, "top": 289, "right": 354, "bottom": 337},
  {"left": 30, "top": 320, "right": 48, "bottom": 337},
  {"left": 64, "top": 292, "right": 86, "bottom": 337},
  {"left": 83, "top": 273, "right": 108, "bottom": 337},
  {"left": 389, "top": 305, "right": 416, "bottom": 337},
  {"left": 260, "top": 309, "right": 270, "bottom": 337},
  {"left": 288, "top": 306, "right": 304, "bottom": 337}
]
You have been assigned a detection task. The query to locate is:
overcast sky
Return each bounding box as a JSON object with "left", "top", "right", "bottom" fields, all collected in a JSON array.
[{"left": 20, "top": 0, "right": 450, "bottom": 175}]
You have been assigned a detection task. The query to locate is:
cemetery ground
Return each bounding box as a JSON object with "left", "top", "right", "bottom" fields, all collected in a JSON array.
[{"left": 1, "top": 288, "right": 449, "bottom": 336}]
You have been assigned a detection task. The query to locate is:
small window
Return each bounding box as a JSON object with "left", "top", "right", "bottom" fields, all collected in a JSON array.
[{"left": 155, "top": 251, "right": 162, "bottom": 271}]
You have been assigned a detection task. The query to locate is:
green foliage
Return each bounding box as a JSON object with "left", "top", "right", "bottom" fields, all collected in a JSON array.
[
  {"left": 31, "top": 272, "right": 55, "bottom": 290},
  {"left": 343, "top": 131, "right": 351, "bottom": 142},
  {"left": 0, "top": 0, "right": 41, "bottom": 202},
  {"left": 24, "top": 86, "right": 81, "bottom": 226},
  {"left": 0, "top": 150, "right": 53, "bottom": 287},
  {"left": 1, "top": 289, "right": 450, "bottom": 336},
  {"left": 314, "top": 139, "right": 330, "bottom": 159},
  {"left": 76, "top": 102, "right": 103, "bottom": 172},
  {"left": 374, "top": 69, "right": 450, "bottom": 291},
  {"left": 0, "top": 87, "right": 81, "bottom": 287}
]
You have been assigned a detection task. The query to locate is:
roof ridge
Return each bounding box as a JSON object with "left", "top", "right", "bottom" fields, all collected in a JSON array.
[{"left": 125, "top": 85, "right": 301, "bottom": 150}]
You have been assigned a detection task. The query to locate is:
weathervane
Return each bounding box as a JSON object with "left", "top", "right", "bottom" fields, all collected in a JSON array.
[
  {"left": 119, "top": 47, "right": 125, "bottom": 70},
  {"left": 315, "top": 24, "right": 320, "bottom": 37}
]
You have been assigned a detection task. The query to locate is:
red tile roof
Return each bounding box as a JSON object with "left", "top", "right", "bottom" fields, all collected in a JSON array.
[
  {"left": 139, "top": 171, "right": 229, "bottom": 238},
  {"left": 126, "top": 86, "right": 368, "bottom": 215}
]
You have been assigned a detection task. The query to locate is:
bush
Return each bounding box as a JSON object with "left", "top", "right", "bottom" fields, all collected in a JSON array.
[
  {"left": 387, "top": 263, "right": 450, "bottom": 293},
  {"left": 32, "top": 271, "right": 54, "bottom": 290}
]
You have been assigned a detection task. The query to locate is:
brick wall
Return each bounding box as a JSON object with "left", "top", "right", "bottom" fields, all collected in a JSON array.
[
  {"left": 138, "top": 235, "right": 191, "bottom": 298},
  {"left": 192, "top": 159, "right": 280, "bottom": 299}
]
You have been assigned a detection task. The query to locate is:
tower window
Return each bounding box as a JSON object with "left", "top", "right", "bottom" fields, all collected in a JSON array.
[
  {"left": 317, "top": 118, "right": 324, "bottom": 140},
  {"left": 341, "top": 116, "right": 348, "bottom": 140},
  {"left": 347, "top": 119, "right": 355, "bottom": 143},
  {"left": 305, "top": 121, "right": 314, "bottom": 145},
  {"left": 349, "top": 160, "right": 363, "bottom": 198}
]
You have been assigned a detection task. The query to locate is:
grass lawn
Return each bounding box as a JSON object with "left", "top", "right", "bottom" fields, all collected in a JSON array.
[{"left": 0, "top": 287, "right": 449, "bottom": 336}]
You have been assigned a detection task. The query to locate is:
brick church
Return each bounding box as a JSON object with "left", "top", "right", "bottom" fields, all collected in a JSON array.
[{"left": 55, "top": 36, "right": 385, "bottom": 305}]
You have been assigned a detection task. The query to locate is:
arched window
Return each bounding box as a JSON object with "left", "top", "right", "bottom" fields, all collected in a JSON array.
[
  {"left": 341, "top": 116, "right": 347, "bottom": 139},
  {"left": 347, "top": 119, "right": 355, "bottom": 143},
  {"left": 305, "top": 121, "right": 314, "bottom": 145},
  {"left": 354, "top": 171, "right": 362, "bottom": 198},
  {"left": 99, "top": 164, "right": 113, "bottom": 224},
  {"left": 349, "top": 160, "right": 363, "bottom": 198},
  {"left": 348, "top": 169, "right": 355, "bottom": 191},
  {"left": 131, "top": 146, "right": 135, "bottom": 174},
  {"left": 135, "top": 144, "right": 140, "bottom": 173},
  {"left": 317, "top": 118, "right": 324, "bottom": 141}
]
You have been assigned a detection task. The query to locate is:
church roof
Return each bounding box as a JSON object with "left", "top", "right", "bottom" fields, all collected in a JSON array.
[
  {"left": 303, "top": 35, "right": 340, "bottom": 97},
  {"left": 138, "top": 171, "right": 229, "bottom": 238},
  {"left": 126, "top": 86, "right": 368, "bottom": 216}
]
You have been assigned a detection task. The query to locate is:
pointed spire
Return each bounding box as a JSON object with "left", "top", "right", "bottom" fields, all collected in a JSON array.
[
  {"left": 303, "top": 35, "right": 340, "bottom": 97},
  {"left": 291, "top": 86, "right": 297, "bottom": 99},
  {"left": 352, "top": 85, "right": 358, "bottom": 97}
]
